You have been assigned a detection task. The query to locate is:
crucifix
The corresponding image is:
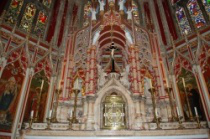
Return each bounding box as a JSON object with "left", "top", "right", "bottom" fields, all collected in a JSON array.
[{"left": 109, "top": 42, "right": 117, "bottom": 72}]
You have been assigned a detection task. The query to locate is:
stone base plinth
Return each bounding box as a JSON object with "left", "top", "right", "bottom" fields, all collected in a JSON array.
[{"left": 19, "top": 129, "right": 209, "bottom": 139}]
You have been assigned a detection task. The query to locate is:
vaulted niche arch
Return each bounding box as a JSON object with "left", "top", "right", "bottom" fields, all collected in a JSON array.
[{"left": 97, "top": 25, "right": 128, "bottom": 73}]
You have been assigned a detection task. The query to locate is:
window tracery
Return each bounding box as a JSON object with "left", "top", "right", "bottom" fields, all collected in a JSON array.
[
  {"left": 34, "top": 11, "right": 48, "bottom": 37},
  {"left": 187, "top": 0, "right": 206, "bottom": 28},
  {"left": 175, "top": 6, "right": 192, "bottom": 34},
  {"left": 4, "top": 0, "right": 24, "bottom": 24},
  {"left": 20, "top": 3, "right": 37, "bottom": 32}
]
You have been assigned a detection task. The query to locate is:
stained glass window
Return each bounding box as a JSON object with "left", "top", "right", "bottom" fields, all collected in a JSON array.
[
  {"left": 132, "top": 0, "right": 140, "bottom": 25},
  {"left": 5, "top": 0, "right": 23, "bottom": 24},
  {"left": 176, "top": 7, "right": 191, "bottom": 34},
  {"left": 20, "top": 3, "right": 37, "bottom": 32},
  {"left": 34, "top": 11, "right": 48, "bottom": 37},
  {"left": 202, "top": 0, "right": 210, "bottom": 14},
  {"left": 83, "top": 1, "right": 92, "bottom": 27},
  {"left": 187, "top": 0, "right": 206, "bottom": 28},
  {"left": 43, "top": 0, "right": 52, "bottom": 8}
]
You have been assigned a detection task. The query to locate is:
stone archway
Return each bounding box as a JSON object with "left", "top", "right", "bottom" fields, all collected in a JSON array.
[{"left": 94, "top": 79, "right": 135, "bottom": 130}]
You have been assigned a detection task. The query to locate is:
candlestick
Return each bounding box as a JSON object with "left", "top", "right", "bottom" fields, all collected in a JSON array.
[
  {"left": 58, "top": 80, "right": 61, "bottom": 90},
  {"left": 182, "top": 78, "right": 186, "bottom": 88},
  {"left": 30, "top": 110, "right": 34, "bottom": 118},
  {"left": 74, "top": 78, "right": 80, "bottom": 90},
  {"left": 194, "top": 115, "right": 201, "bottom": 129},
  {"left": 176, "top": 107, "right": 180, "bottom": 116},
  {"left": 177, "top": 116, "right": 184, "bottom": 129},
  {"left": 40, "top": 79, "right": 44, "bottom": 92},
  {"left": 149, "top": 79, "right": 153, "bottom": 88},
  {"left": 45, "top": 118, "right": 51, "bottom": 130},
  {"left": 166, "top": 79, "right": 169, "bottom": 88},
  {"left": 69, "top": 110, "right": 72, "bottom": 118},
  {"left": 27, "top": 117, "right": 34, "bottom": 130},
  {"left": 49, "top": 110, "right": 52, "bottom": 118},
  {"left": 194, "top": 107, "right": 198, "bottom": 116},
  {"left": 155, "top": 108, "right": 158, "bottom": 117},
  {"left": 51, "top": 89, "right": 62, "bottom": 123}
]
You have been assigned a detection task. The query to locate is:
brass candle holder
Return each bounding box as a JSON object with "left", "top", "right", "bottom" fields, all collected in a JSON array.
[
  {"left": 148, "top": 88, "right": 157, "bottom": 122},
  {"left": 27, "top": 118, "right": 34, "bottom": 129},
  {"left": 177, "top": 116, "right": 184, "bottom": 129},
  {"left": 51, "top": 89, "right": 62, "bottom": 123},
  {"left": 194, "top": 116, "right": 201, "bottom": 129},
  {"left": 67, "top": 117, "right": 73, "bottom": 130},
  {"left": 165, "top": 87, "right": 177, "bottom": 122},
  {"left": 71, "top": 89, "right": 80, "bottom": 124},
  {"left": 155, "top": 117, "right": 162, "bottom": 130},
  {"left": 183, "top": 87, "right": 194, "bottom": 121},
  {"left": 45, "top": 118, "right": 51, "bottom": 130},
  {"left": 34, "top": 88, "right": 43, "bottom": 123}
]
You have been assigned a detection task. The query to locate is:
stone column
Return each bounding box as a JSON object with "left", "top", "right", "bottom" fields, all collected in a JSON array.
[
  {"left": 193, "top": 65, "right": 210, "bottom": 127},
  {"left": 54, "top": 0, "right": 65, "bottom": 45},
  {"left": 157, "top": 0, "right": 171, "bottom": 45},
  {"left": 0, "top": 57, "right": 6, "bottom": 77},
  {"left": 129, "top": 45, "right": 138, "bottom": 94},
  {"left": 135, "top": 47, "right": 142, "bottom": 94},
  {"left": 152, "top": 34, "right": 166, "bottom": 97},
  {"left": 43, "top": 75, "right": 57, "bottom": 122},
  {"left": 85, "top": 49, "right": 91, "bottom": 95},
  {"left": 137, "top": 0, "right": 145, "bottom": 27},
  {"left": 170, "top": 74, "right": 184, "bottom": 118},
  {"left": 60, "top": 0, "right": 74, "bottom": 47},
  {"left": 77, "top": 2, "right": 85, "bottom": 28},
  {"left": 12, "top": 67, "right": 34, "bottom": 139},
  {"left": 89, "top": 46, "right": 96, "bottom": 95},
  {"left": 166, "top": 0, "right": 182, "bottom": 38},
  {"left": 86, "top": 96, "right": 96, "bottom": 130}
]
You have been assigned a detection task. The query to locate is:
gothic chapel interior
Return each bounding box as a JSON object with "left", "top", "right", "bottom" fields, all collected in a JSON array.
[{"left": 0, "top": 0, "right": 209, "bottom": 139}]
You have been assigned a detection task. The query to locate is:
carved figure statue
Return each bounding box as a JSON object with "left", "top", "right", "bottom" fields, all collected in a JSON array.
[
  {"left": 92, "top": 30, "right": 101, "bottom": 45},
  {"left": 125, "top": 29, "right": 133, "bottom": 44},
  {"left": 90, "top": 8, "right": 97, "bottom": 21},
  {"left": 126, "top": 7, "right": 133, "bottom": 20},
  {"left": 118, "top": 0, "right": 126, "bottom": 11},
  {"left": 120, "top": 65, "right": 130, "bottom": 88},
  {"left": 98, "top": 0, "right": 106, "bottom": 11},
  {"left": 97, "top": 64, "right": 107, "bottom": 88}
]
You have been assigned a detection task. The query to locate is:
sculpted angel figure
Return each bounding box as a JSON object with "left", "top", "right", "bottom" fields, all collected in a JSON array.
[
  {"left": 90, "top": 7, "right": 97, "bottom": 21},
  {"left": 98, "top": 0, "right": 106, "bottom": 11},
  {"left": 118, "top": 0, "right": 126, "bottom": 11},
  {"left": 126, "top": 7, "right": 134, "bottom": 20}
]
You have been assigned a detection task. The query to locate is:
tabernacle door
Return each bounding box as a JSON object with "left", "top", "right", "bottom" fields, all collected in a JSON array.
[{"left": 102, "top": 93, "right": 126, "bottom": 130}]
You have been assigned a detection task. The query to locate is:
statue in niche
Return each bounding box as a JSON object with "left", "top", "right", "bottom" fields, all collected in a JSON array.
[
  {"left": 98, "top": 0, "right": 106, "bottom": 12},
  {"left": 126, "top": 7, "right": 133, "bottom": 20},
  {"left": 118, "top": 0, "right": 126, "bottom": 11},
  {"left": 90, "top": 7, "right": 97, "bottom": 21},
  {"left": 97, "top": 64, "right": 107, "bottom": 88},
  {"left": 120, "top": 65, "right": 130, "bottom": 88},
  {"left": 109, "top": 42, "right": 117, "bottom": 72}
]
